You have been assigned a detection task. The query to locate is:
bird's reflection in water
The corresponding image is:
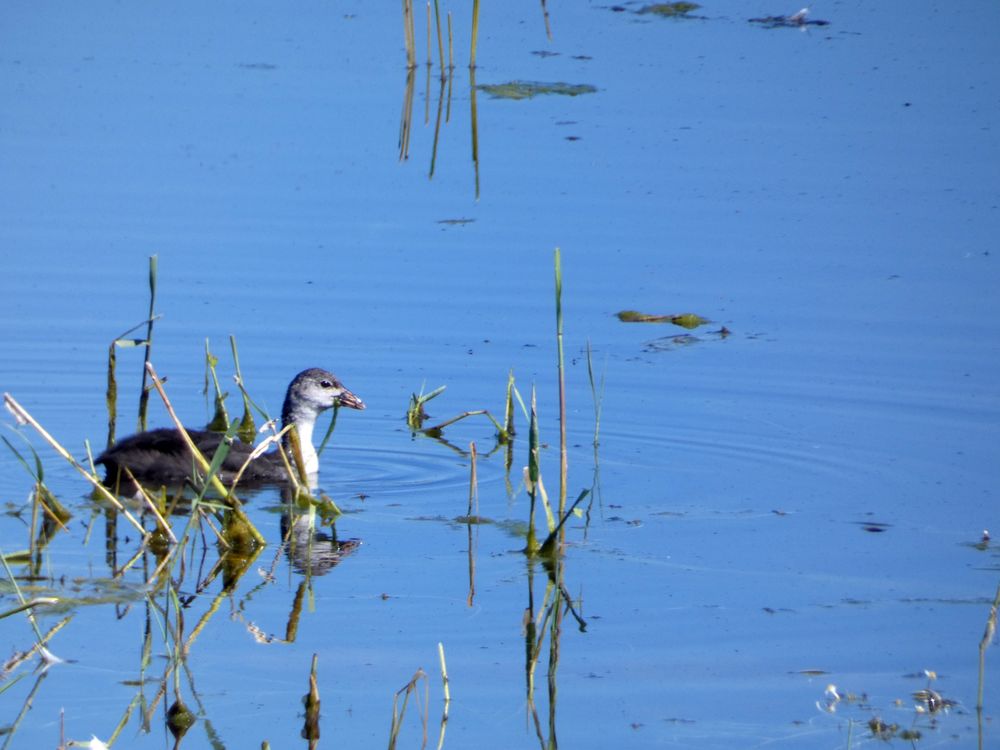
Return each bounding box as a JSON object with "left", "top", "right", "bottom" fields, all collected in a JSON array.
[{"left": 281, "top": 511, "right": 360, "bottom": 577}]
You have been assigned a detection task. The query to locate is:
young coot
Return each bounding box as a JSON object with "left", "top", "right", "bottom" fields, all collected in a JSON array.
[{"left": 96, "top": 368, "right": 364, "bottom": 489}]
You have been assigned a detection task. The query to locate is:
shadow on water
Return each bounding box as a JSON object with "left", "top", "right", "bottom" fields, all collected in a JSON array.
[
  {"left": 398, "top": 2, "right": 596, "bottom": 201},
  {"left": 399, "top": 57, "right": 482, "bottom": 200}
]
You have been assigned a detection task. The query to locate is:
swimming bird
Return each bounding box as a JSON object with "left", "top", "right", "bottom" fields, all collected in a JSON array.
[{"left": 96, "top": 368, "right": 364, "bottom": 490}]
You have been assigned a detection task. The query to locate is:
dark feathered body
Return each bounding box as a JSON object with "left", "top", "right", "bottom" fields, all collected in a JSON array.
[{"left": 96, "top": 427, "right": 289, "bottom": 487}]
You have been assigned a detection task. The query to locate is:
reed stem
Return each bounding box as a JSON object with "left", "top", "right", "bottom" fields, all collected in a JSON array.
[
  {"left": 402, "top": 0, "right": 417, "bottom": 69},
  {"left": 447, "top": 12, "right": 454, "bottom": 70},
  {"left": 554, "top": 248, "right": 567, "bottom": 518},
  {"left": 978, "top": 581, "right": 1000, "bottom": 711},
  {"left": 469, "top": 0, "right": 480, "bottom": 69},
  {"left": 138, "top": 254, "right": 158, "bottom": 431},
  {"left": 144, "top": 363, "right": 265, "bottom": 547},
  {"left": 3, "top": 393, "right": 147, "bottom": 538},
  {"left": 433, "top": 0, "right": 445, "bottom": 76},
  {"left": 436, "top": 642, "right": 450, "bottom": 750},
  {"left": 469, "top": 66, "right": 480, "bottom": 199}
]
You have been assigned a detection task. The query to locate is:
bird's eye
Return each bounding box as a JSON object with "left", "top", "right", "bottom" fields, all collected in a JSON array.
[{"left": 320, "top": 380, "right": 334, "bottom": 389}]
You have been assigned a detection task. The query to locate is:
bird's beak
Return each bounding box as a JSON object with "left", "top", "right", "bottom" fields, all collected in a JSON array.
[{"left": 338, "top": 388, "right": 365, "bottom": 410}]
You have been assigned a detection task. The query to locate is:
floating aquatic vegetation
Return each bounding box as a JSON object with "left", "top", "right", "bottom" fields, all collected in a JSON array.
[
  {"left": 867, "top": 717, "right": 903, "bottom": 741},
  {"left": 616, "top": 310, "right": 710, "bottom": 329},
  {"left": 478, "top": 80, "right": 597, "bottom": 100},
  {"left": 638, "top": 3, "right": 701, "bottom": 17}
]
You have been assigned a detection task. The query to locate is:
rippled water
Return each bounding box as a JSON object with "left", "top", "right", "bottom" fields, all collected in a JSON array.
[{"left": 2, "top": 1, "right": 999, "bottom": 748}]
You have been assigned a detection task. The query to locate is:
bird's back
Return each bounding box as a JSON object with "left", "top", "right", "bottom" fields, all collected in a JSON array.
[{"left": 96, "top": 427, "right": 287, "bottom": 487}]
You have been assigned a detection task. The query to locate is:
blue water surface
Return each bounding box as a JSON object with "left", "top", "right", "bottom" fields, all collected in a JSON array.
[{"left": 2, "top": 1, "right": 999, "bottom": 748}]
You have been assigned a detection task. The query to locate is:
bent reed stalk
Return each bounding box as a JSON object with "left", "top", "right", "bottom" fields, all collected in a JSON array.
[
  {"left": 144, "top": 363, "right": 265, "bottom": 547},
  {"left": 3, "top": 393, "right": 146, "bottom": 538}
]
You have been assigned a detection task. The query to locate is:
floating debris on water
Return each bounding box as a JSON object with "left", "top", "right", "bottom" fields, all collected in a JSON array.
[
  {"left": 749, "top": 7, "right": 830, "bottom": 28},
  {"left": 616, "top": 310, "right": 710, "bottom": 328},
  {"left": 855, "top": 521, "right": 891, "bottom": 533}
]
